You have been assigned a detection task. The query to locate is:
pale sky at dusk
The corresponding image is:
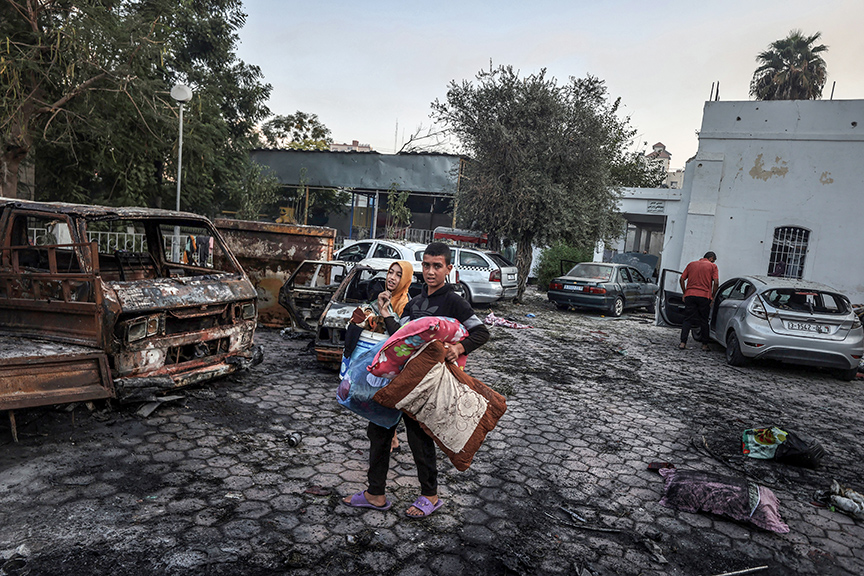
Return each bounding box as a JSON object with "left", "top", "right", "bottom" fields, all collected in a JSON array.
[{"left": 236, "top": 1, "right": 862, "bottom": 168}]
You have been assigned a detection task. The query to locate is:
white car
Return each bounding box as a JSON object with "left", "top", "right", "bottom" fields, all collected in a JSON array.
[
  {"left": 334, "top": 239, "right": 463, "bottom": 296},
  {"left": 448, "top": 246, "right": 518, "bottom": 304}
]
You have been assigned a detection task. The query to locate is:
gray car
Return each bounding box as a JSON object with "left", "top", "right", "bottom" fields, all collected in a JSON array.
[
  {"left": 659, "top": 271, "right": 864, "bottom": 380},
  {"left": 547, "top": 262, "right": 658, "bottom": 317}
]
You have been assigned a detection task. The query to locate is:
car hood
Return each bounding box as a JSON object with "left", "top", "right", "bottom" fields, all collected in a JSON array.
[{"left": 107, "top": 274, "right": 256, "bottom": 314}]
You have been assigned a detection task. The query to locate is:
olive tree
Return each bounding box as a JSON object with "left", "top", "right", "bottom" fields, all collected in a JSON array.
[{"left": 432, "top": 65, "right": 661, "bottom": 301}]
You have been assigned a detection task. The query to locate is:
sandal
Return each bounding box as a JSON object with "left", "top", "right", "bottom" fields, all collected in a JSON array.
[
  {"left": 405, "top": 495, "right": 444, "bottom": 518},
  {"left": 343, "top": 491, "right": 391, "bottom": 510}
]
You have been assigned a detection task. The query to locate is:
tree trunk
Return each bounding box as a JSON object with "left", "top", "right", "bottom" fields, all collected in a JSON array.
[
  {"left": 514, "top": 237, "right": 533, "bottom": 303},
  {"left": 1, "top": 147, "right": 27, "bottom": 199}
]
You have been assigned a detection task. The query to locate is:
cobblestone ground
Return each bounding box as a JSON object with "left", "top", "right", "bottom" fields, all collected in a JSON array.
[{"left": 1, "top": 287, "right": 863, "bottom": 576}]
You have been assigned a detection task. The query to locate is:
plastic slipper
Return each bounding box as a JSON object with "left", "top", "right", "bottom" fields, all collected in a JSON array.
[
  {"left": 343, "top": 491, "right": 391, "bottom": 510},
  {"left": 405, "top": 495, "right": 444, "bottom": 518}
]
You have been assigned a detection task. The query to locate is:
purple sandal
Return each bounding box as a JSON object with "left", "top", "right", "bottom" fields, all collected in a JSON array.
[
  {"left": 405, "top": 495, "right": 444, "bottom": 518},
  {"left": 343, "top": 491, "right": 391, "bottom": 510}
]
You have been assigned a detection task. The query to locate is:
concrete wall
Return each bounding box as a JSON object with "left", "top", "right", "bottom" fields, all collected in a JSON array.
[{"left": 663, "top": 99, "right": 864, "bottom": 303}]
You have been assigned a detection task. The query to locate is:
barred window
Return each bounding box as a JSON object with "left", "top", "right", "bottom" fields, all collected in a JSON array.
[{"left": 768, "top": 227, "right": 810, "bottom": 279}]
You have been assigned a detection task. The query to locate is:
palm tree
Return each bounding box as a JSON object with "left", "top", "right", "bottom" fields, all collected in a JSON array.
[{"left": 750, "top": 30, "right": 828, "bottom": 100}]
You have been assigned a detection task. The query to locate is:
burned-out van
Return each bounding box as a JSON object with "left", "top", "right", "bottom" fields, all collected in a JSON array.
[{"left": 0, "top": 199, "right": 263, "bottom": 406}]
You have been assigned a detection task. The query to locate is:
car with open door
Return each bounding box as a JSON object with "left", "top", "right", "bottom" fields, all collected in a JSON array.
[
  {"left": 547, "top": 262, "right": 658, "bottom": 317},
  {"left": 658, "top": 271, "right": 864, "bottom": 380}
]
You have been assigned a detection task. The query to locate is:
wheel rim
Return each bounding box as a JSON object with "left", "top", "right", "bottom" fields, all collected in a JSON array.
[
  {"left": 614, "top": 298, "right": 623, "bottom": 316},
  {"left": 726, "top": 334, "right": 736, "bottom": 361}
]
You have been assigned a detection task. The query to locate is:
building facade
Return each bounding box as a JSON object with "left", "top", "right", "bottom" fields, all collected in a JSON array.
[{"left": 661, "top": 99, "right": 864, "bottom": 303}]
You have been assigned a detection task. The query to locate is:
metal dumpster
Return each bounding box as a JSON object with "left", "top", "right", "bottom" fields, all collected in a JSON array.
[{"left": 214, "top": 219, "right": 336, "bottom": 327}]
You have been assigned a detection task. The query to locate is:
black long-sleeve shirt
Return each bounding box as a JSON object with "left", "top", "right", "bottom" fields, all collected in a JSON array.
[{"left": 383, "top": 283, "right": 489, "bottom": 354}]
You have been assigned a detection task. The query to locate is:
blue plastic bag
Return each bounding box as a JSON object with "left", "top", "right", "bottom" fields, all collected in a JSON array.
[{"left": 336, "top": 339, "right": 402, "bottom": 428}]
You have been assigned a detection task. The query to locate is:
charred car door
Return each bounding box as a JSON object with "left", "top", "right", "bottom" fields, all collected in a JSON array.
[{"left": 279, "top": 260, "right": 347, "bottom": 331}]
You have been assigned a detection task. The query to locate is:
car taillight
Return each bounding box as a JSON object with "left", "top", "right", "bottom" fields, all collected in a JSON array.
[
  {"left": 749, "top": 297, "right": 768, "bottom": 320},
  {"left": 550, "top": 282, "right": 563, "bottom": 291},
  {"left": 586, "top": 286, "right": 606, "bottom": 295},
  {"left": 490, "top": 269, "right": 501, "bottom": 282},
  {"left": 455, "top": 270, "right": 460, "bottom": 283},
  {"left": 853, "top": 316, "right": 862, "bottom": 329}
]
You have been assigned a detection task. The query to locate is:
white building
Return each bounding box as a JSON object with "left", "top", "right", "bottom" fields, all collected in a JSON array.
[{"left": 661, "top": 99, "right": 864, "bottom": 303}]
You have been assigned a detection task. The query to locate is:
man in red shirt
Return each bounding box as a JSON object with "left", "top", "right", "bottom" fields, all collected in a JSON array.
[{"left": 678, "top": 251, "right": 719, "bottom": 350}]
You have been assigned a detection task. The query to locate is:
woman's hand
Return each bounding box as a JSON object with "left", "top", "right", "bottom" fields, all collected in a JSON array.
[{"left": 377, "top": 290, "right": 392, "bottom": 317}]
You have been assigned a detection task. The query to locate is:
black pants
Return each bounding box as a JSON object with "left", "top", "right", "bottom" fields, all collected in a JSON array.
[
  {"left": 681, "top": 296, "right": 711, "bottom": 344},
  {"left": 367, "top": 416, "right": 437, "bottom": 497}
]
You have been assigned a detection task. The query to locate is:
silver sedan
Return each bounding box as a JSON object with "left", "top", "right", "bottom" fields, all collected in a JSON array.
[{"left": 659, "top": 272, "right": 864, "bottom": 380}]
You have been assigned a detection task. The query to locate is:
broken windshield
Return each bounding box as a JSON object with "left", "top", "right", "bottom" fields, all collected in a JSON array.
[{"left": 761, "top": 288, "right": 849, "bottom": 315}]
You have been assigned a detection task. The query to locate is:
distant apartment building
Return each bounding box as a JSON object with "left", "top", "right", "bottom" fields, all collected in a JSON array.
[
  {"left": 645, "top": 142, "right": 684, "bottom": 189},
  {"left": 330, "top": 140, "right": 373, "bottom": 152}
]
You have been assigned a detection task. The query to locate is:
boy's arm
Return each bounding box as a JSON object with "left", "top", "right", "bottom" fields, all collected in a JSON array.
[{"left": 448, "top": 294, "right": 489, "bottom": 355}]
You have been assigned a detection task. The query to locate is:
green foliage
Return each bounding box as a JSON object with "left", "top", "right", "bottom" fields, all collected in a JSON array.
[
  {"left": 1, "top": 0, "right": 273, "bottom": 216},
  {"left": 432, "top": 65, "right": 646, "bottom": 300},
  {"left": 232, "top": 162, "right": 280, "bottom": 221},
  {"left": 258, "top": 112, "right": 332, "bottom": 150},
  {"left": 535, "top": 242, "right": 594, "bottom": 292},
  {"left": 750, "top": 30, "right": 828, "bottom": 101},
  {"left": 385, "top": 184, "right": 412, "bottom": 239}
]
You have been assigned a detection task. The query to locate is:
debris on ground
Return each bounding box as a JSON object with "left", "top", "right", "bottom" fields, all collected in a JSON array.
[
  {"left": 657, "top": 468, "right": 789, "bottom": 533},
  {"left": 135, "top": 395, "right": 186, "bottom": 418},
  {"left": 484, "top": 312, "right": 532, "bottom": 329},
  {"left": 742, "top": 426, "right": 825, "bottom": 468},
  {"left": 814, "top": 479, "right": 864, "bottom": 518}
]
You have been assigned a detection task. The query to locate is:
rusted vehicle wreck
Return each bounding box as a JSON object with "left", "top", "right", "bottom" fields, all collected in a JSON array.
[{"left": 0, "top": 199, "right": 263, "bottom": 424}]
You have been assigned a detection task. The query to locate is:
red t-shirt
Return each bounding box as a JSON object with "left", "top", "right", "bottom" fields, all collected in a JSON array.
[{"left": 682, "top": 258, "right": 719, "bottom": 299}]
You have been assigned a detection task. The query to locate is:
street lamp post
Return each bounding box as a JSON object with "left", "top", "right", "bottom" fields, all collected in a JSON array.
[{"left": 170, "top": 84, "right": 193, "bottom": 262}]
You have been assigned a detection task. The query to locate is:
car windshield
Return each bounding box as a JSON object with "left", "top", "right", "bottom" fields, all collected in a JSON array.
[
  {"left": 566, "top": 263, "right": 612, "bottom": 281},
  {"left": 761, "top": 288, "right": 850, "bottom": 315}
]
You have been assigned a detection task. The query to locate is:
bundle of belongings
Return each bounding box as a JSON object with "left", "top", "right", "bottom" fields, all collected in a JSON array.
[
  {"left": 336, "top": 315, "right": 507, "bottom": 471},
  {"left": 741, "top": 426, "right": 825, "bottom": 468},
  {"left": 657, "top": 468, "right": 789, "bottom": 533}
]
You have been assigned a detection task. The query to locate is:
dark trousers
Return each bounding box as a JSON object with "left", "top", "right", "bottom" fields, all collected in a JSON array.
[
  {"left": 681, "top": 296, "right": 711, "bottom": 344},
  {"left": 367, "top": 416, "right": 438, "bottom": 497}
]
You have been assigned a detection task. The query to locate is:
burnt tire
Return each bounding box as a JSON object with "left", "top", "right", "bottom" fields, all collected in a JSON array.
[
  {"left": 608, "top": 296, "right": 624, "bottom": 317},
  {"left": 725, "top": 331, "right": 747, "bottom": 367}
]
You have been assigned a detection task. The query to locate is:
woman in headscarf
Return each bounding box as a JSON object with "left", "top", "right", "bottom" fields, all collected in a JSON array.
[
  {"left": 375, "top": 260, "right": 413, "bottom": 452},
  {"left": 376, "top": 260, "right": 413, "bottom": 321}
]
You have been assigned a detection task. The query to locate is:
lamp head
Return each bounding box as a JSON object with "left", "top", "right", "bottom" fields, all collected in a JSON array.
[{"left": 170, "top": 84, "right": 193, "bottom": 103}]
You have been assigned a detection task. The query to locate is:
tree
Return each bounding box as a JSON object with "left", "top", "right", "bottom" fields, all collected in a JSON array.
[
  {"left": 1, "top": 0, "right": 272, "bottom": 216},
  {"left": 258, "top": 112, "right": 332, "bottom": 150},
  {"left": 432, "top": 65, "right": 655, "bottom": 301},
  {"left": 750, "top": 30, "right": 828, "bottom": 101}
]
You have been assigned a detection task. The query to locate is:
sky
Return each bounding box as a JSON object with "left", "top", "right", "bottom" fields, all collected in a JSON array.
[{"left": 236, "top": 0, "right": 863, "bottom": 169}]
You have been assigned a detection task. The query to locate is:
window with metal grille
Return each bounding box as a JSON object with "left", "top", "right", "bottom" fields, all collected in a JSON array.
[{"left": 768, "top": 227, "right": 810, "bottom": 279}]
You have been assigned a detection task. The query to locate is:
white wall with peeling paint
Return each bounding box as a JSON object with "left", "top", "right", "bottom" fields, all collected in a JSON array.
[{"left": 662, "top": 99, "right": 864, "bottom": 303}]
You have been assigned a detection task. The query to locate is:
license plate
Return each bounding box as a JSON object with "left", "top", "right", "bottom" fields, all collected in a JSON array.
[
  {"left": 786, "top": 321, "right": 829, "bottom": 334},
  {"left": 564, "top": 285, "right": 583, "bottom": 292},
  {"left": 507, "top": 274, "right": 515, "bottom": 281}
]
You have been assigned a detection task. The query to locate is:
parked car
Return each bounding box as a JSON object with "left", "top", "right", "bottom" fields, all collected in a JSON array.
[
  {"left": 658, "top": 271, "right": 864, "bottom": 380},
  {"left": 547, "top": 262, "right": 658, "bottom": 317},
  {"left": 448, "top": 246, "right": 518, "bottom": 304},
  {"left": 334, "top": 239, "right": 463, "bottom": 297}
]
